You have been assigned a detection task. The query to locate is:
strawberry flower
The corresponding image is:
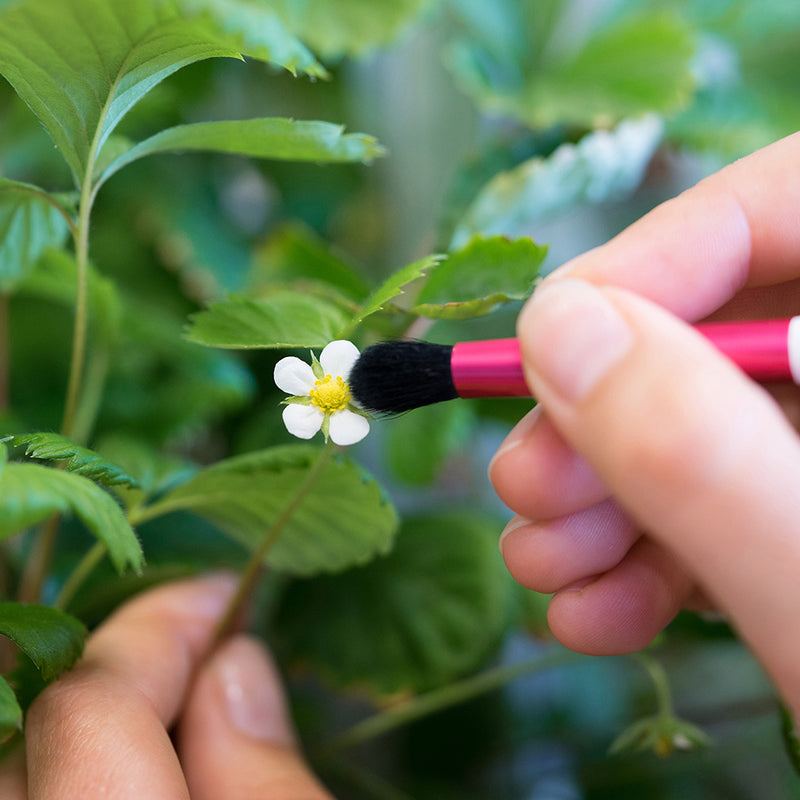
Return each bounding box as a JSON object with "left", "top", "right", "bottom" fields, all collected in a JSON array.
[{"left": 274, "top": 340, "right": 370, "bottom": 446}]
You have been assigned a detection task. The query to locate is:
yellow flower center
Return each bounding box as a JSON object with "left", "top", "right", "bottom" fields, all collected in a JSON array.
[{"left": 309, "top": 374, "right": 351, "bottom": 413}]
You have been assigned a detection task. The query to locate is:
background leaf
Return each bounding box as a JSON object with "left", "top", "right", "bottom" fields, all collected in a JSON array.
[
  {"left": 413, "top": 235, "right": 546, "bottom": 319},
  {"left": 185, "top": 290, "right": 352, "bottom": 349},
  {"left": 275, "top": 512, "right": 511, "bottom": 693},
  {"left": 270, "top": 0, "right": 432, "bottom": 60},
  {"left": 451, "top": 116, "right": 664, "bottom": 248},
  {"left": 19, "top": 248, "right": 122, "bottom": 340},
  {"left": 177, "top": 0, "right": 327, "bottom": 79},
  {"left": 12, "top": 432, "right": 138, "bottom": 488},
  {"left": 385, "top": 402, "right": 476, "bottom": 486},
  {"left": 0, "top": 180, "right": 71, "bottom": 291},
  {"left": 0, "top": 0, "right": 241, "bottom": 182},
  {"left": 0, "top": 676, "right": 21, "bottom": 742},
  {"left": 248, "top": 222, "right": 370, "bottom": 302},
  {"left": 98, "top": 118, "right": 385, "bottom": 187},
  {"left": 0, "top": 602, "right": 86, "bottom": 681},
  {"left": 0, "top": 463, "right": 143, "bottom": 573},
  {"left": 446, "top": 3, "right": 695, "bottom": 129},
  {"left": 134, "top": 445, "right": 398, "bottom": 577}
]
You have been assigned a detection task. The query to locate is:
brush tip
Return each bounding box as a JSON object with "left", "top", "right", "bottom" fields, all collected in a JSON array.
[{"left": 349, "top": 340, "right": 457, "bottom": 414}]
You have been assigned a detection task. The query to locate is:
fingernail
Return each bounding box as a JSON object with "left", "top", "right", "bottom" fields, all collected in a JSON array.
[
  {"left": 214, "top": 636, "right": 295, "bottom": 744},
  {"left": 519, "top": 280, "right": 634, "bottom": 402},
  {"left": 499, "top": 516, "right": 533, "bottom": 555}
]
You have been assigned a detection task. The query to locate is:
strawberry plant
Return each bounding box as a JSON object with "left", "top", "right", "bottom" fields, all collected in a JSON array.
[{"left": 2, "top": 0, "right": 800, "bottom": 797}]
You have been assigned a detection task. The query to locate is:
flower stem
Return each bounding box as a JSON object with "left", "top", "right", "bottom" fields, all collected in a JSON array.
[
  {"left": 634, "top": 651, "right": 674, "bottom": 719},
  {"left": 209, "top": 441, "right": 337, "bottom": 651},
  {"left": 321, "top": 649, "right": 580, "bottom": 756},
  {"left": 54, "top": 540, "right": 107, "bottom": 611}
]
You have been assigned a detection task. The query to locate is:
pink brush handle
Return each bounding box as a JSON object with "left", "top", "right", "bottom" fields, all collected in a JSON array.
[{"left": 451, "top": 317, "right": 800, "bottom": 398}]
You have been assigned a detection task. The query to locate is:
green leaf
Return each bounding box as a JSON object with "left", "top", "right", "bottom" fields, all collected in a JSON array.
[
  {"left": 185, "top": 290, "right": 352, "bottom": 349},
  {"left": 781, "top": 702, "right": 800, "bottom": 777},
  {"left": 0, "top": 179, "right": 71, "bottom": 291},
  {"left": 98, "top": 118, "right": 385, "bottom": 187},
  {"left": 249, "top": 222, "right": 370, "bottom": 302},
  {"left": 0, "top": 602, "right": 86, "bottom": 681},
  {"left": 0, "top": 463, "right": 143, "bottom": 574},
  {"left": 353, "top": 254, "right": 443, "bottom": 325},
  {"left": 276, "top": 512, "right": 510, "bottom": 693},
  {"left": 452, "top": 116, "right": 664, "bottom": 248},
  {"left": 531, "top": 13, "right": 696, "bottom": 128},
  {"left": 0, "top": 0, "right": 242, "bottom": 182},
  {"left": 413, "top": 235, "right": 546, "bottom": 319},
  {"left": 270, "top": 0, "right": 431, "bottom": 60},
  {"left": 447, "top": 5, "right": 696, "bottom": 129},
  {"left": 0, "top": 675, "right": 22, "bottom": 742},
  {"left": 134, "top": 445, "right": 398, "bottom": 577},
  {"left": 177, "top": 0, "right": 327, "bottom": 78},
  {"left": 12, "top": 432, "right": 138, "bottom": 488},
  {"left": 19, "top": 248, "right": 122, "bottom": 340}
]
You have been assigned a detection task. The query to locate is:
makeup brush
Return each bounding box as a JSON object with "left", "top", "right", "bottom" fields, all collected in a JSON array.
[{"left": 348, "top": 317, "right": 800, "bottom": 415}]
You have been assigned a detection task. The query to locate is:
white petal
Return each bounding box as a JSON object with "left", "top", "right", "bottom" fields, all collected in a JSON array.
[
  {"left": 282, "top": 403, "right": 324, "bottom": 439},
  {"left": 328, "top": 408, "right": 370, "bottom": 446},
  {"left": 274, "top": 356, "right": 316, "bottom": 396},
  {"left": 320, "top": 339, "right": 360, "bottom": 380}
]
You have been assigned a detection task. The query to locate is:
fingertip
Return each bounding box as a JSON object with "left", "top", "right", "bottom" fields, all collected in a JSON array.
[
  {"left": 500, "top": 501, "right": 639, "bottom": 595},
  {"left": 490, "top": 406, "right": 608, "bottom": 520}
]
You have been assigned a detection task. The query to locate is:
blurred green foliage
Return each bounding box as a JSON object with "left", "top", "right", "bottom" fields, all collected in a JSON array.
[{"left": 1, "top": 0, "right": 800, "bottom": 797}]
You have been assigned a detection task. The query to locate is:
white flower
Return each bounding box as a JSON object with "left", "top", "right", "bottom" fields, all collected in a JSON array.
[{"left": 274, "top": 340, "right": 370, "bottom": 446}]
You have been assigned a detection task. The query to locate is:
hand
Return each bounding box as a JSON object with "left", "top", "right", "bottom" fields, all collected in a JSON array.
[
  {"left": 489, "top": 131, "right": 800, "bottom": 715},
  {"left": 0, "top": 575, "right": 332, "bottom": 799}
]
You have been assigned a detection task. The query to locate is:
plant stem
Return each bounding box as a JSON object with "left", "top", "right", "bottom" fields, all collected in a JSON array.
[
  {"left": 0, "top": 293, "right": 8, "bottom": 412},
  {"left": 18, "top": 515, "right": 60, "bottom": 603},
  {"left": 70, "top": 346, "right": 110, "bottom": 446},
  {"left": 209, "top": 441, "right": 336, "bottom": 651},
  {"left": 54, "top": 540, "right": 107, "bottom": 611},
  {"left": 60, "top": 181, "right": 96, "bottom": 440},
  {"left": 634, "top": 652, "right": 674, "bottom": 718},
  {"left": 322, "top": 650, "right": 580, "bottom": 756}
]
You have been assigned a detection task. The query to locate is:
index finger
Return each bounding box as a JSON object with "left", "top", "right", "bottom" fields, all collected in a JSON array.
[{"left": 552, "top": 131, "right": 800, "bottom": 320}]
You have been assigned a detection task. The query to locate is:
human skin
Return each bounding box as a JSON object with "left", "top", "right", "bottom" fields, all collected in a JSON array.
[
  {"left": 488, "top": 130, "right": 800, "bottom": 716},
  {"left": 0, "top": 575, "right": 333, "bottom": 799}
]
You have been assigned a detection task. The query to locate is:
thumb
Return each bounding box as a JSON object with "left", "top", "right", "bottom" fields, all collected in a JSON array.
[
  {"left": 178, "top": 635, "right": 333, "bottom": 800},
  {"left": 518, "top": 278, "right": 800, "bottom": 713}
]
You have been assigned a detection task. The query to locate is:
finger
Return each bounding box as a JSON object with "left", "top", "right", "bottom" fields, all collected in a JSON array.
[
  {"left": 489, "top": 406, "right": 608, "bottom": 520},
  {"left": 704, "top": 277, "right": 800, "bottom": 322},
  {"left": 25, "top": 574, "right": 237, "bottom": 800},
  {"left": 547, "top": 538, "right": 694, "bottom": 655},
  {"left": 178, "top": 635, "right": 332, "bottom": 800},
  {"left": 518, "top": 278, "right": 800, "bottom": 712},
  {"left": 499, "top": 500, "right": 639, "bottom": 594},
  {"left": 549, "top": 131, "right": 800, "bottom": 318}
]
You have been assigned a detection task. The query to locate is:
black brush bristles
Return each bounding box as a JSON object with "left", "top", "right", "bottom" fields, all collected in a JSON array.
[{"left": 349, "top": 341, "right": 458, "bottom": 415}]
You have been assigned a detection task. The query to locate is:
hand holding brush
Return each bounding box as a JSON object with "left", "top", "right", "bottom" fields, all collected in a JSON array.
[{"left": 364, "top": 132, "right": 800, "bottom": 717}]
